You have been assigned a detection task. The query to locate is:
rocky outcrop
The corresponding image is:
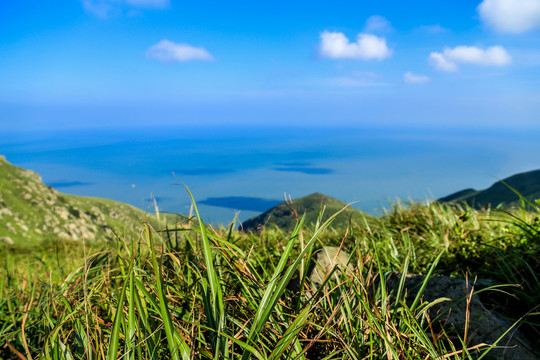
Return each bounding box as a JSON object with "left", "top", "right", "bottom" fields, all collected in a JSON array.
[
  {"left": 303, "top": 247, "right": 538, "bottom": 360},
  {"left": 383, "top": 273, "right": 537, "bottom": 360},
  {"left": 0, "top": 155, "right": 157, "bottom": 244}
]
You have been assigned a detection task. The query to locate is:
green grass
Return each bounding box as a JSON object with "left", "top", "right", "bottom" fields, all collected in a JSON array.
[
  {"left": 439, "top": 169, "right": 540, "bottom": 209},
  {"left": 0, "top": 156, "right": 165, "bottom": 245},
  {"left": 0, "top": 192, "right": 539, "bottom": 359}
]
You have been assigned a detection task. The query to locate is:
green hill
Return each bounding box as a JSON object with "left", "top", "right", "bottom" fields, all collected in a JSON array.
[
  {"left": 240, "top": 192, "right": 374, "bottom": 232},
  {"left": 0, "top": 155, "right": 160, "bottom": 245},
  {"left": 439, "top": 169, "right": 540, "bottom": 209}
]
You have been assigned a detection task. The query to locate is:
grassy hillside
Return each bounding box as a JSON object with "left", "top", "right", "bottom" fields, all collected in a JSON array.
[
  {"left": 241, "top": 192, "right": 374, "bottom": 232},
  {"left": 0, "top": 155, "right": 160, "bottom": 245},
  {"left": 1, "top": 159, "right": 540, "bottom": 359},
  {"left": 1, "top": 196, "right": 539, "bottom": 359},
  {"left": 439, "top": 169, "right": 540, "bottom": 209}
]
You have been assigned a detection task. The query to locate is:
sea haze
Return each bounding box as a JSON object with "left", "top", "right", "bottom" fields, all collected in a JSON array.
[{"left": 1, "top": 125, "right": 539, "bottom": 225}]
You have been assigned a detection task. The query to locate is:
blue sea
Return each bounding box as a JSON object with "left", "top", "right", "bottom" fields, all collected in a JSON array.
[{"left": 1, "top": 125, "right": 539, "bottom": 225}]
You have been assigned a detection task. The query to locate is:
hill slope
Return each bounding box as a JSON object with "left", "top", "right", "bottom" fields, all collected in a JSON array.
[
  {"left": 0, "top": 155, "right": 158, "bottom": 245},
  {"left": 241, "top": 192, "right": 374, "bottom": 232},
  {"left": 439, "top": 169, "right": 540, "bottom": 209}
]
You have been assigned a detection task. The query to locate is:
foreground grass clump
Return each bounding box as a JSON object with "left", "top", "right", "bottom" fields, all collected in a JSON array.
[{"left": 0, "top": 196, "right": 539, "bottom": 359}]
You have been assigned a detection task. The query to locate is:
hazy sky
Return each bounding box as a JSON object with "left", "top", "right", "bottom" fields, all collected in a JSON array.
[{"left": 1, "top": 0, "right": 539, "bottom": 130}]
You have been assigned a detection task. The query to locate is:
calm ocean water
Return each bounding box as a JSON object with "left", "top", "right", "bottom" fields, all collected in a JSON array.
[{"left": 1, "top": 125, "right": 539, "bottom": 225}]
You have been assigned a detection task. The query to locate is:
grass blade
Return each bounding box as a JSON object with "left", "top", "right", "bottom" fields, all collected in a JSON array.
[
  {"left": 145, "top": 224, "right": 191, "bottom": 360},
  {"left": 184, "top": 185, "right": 226, "bottom": 357}
]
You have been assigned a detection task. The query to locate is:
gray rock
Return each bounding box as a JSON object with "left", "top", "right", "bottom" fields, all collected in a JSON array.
[
  {"left": 384, "top": 272, "right": 538, "bottom": 360},
  {"left": 287, "top": 246, "right": 354, "bottom": 293},
  {"left": 308, "top": 246, "right": 354, "bottom": 287},
  {"left": 52, "top": 206, "right": 70, "bottom": 220},
  {"left": 296, "top": 248, "right": 537, "bottom": 359},
  {"left": 17, "top": 223, "right": 29, "bottom": 232},
  {"left": 0, "top": 236, "right": 14, "bottom": 245},
  {"left": 6, "top": 222, "right": 16, "bottom": 234},
  {"left": 0, "top": 207, "right": 13, "bottom": 218}
]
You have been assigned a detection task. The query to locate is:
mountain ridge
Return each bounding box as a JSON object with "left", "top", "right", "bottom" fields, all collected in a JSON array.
[
  {"left": 241, "top": 192, "right": 374, "bottom": 232},
  {"left": 439, "top": 169, "right": 540, "bottom": 209}
]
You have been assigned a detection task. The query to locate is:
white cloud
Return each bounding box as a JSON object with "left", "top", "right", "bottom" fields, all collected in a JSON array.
[
  {"left": 319, "top": 31, "right": 392, "bottom": 60},
  {"left": 82, "top": 0, "right": 169, "bottom": 18},
  {"left": 429, "top": 52, "right": 458, "bottom": 71},
  {"left": 429, "top": 45, "right": 511, "bottom": 71},
  {"left": 146, "top": 40, "right": 214, "bottom": 62},
  {"left": 364, "top": 15, "right": 392, "bottom": 33},
  {"left": 403, "top": 72, "right": 430, "bottom": 84},
  {"left": 478, "top": 0, "right": 540, "bottom": 34}
]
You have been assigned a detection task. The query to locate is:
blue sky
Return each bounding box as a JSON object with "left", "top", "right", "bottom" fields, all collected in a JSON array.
[{"left": 1, "top": 0, "right": 540, "bottom": 130}]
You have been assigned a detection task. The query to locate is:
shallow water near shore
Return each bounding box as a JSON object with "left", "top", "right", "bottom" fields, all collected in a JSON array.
[{"left": 1, "top": 125, "right": 539, "bottom": 225}]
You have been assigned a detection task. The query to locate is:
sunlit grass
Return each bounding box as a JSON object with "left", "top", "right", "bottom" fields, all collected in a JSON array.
[{"left": 0, "top": 193, "right": 539, "bottom": 359}]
